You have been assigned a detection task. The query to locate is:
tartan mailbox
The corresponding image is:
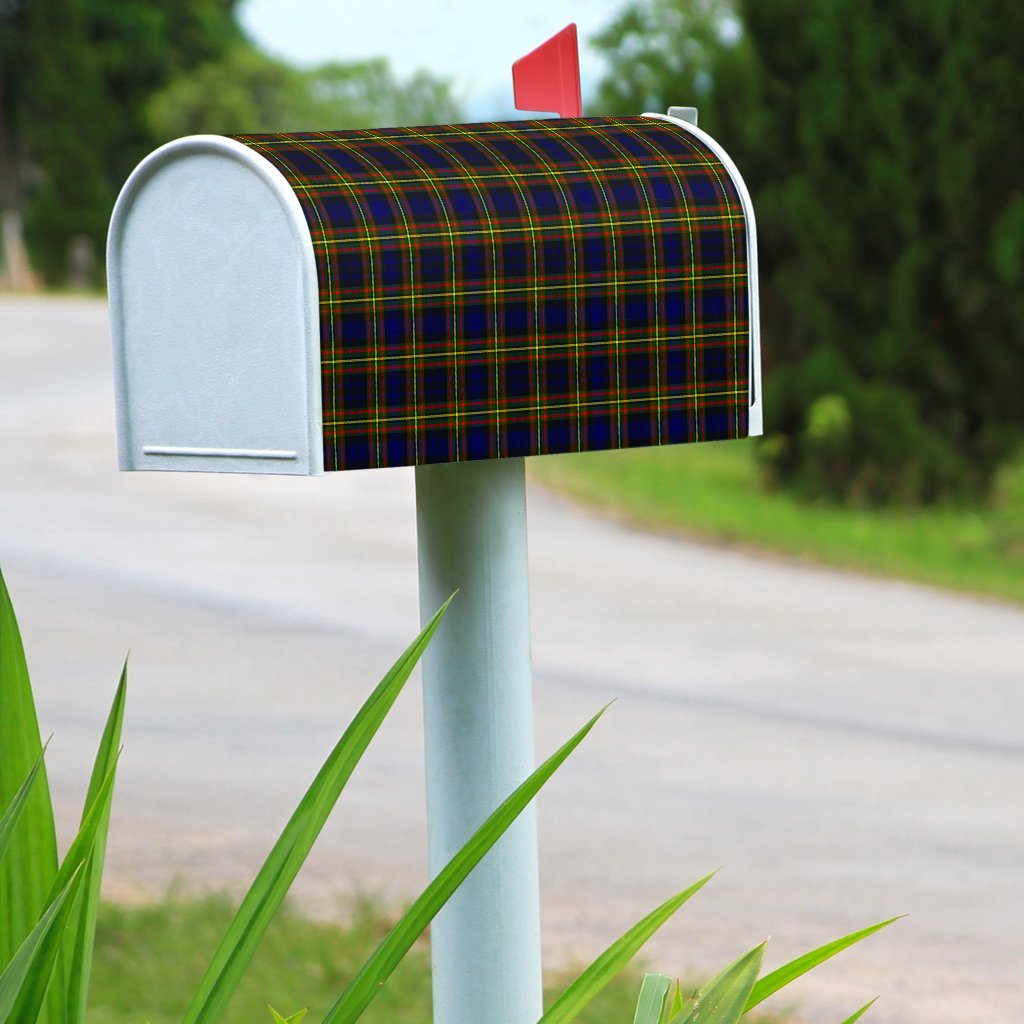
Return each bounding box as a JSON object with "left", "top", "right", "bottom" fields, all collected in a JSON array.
[
  {"left": 107, "top": 51, "right": 762, "bottom": 1024},
  {"left": 108, "top": 111, "right": 760, "bottom": 476}
]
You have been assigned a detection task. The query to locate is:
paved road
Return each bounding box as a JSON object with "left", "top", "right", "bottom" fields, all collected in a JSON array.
[{"left": 1, "top": 296, "right": 1022, "bottom": 1022}]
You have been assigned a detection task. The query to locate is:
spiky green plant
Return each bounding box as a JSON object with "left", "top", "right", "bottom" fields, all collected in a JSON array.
[
  {"left": 0, "top": 565, "right": 124, "bottom": 1024},
  {"left": 541, "top": 912, "right": 899, "bottom": 1024},
  {"left": 0, "top": 568, "right": 597, "bottom": 1024},
  {"left": 1, "top": 564, "right": 898, "bottom": 1024}
]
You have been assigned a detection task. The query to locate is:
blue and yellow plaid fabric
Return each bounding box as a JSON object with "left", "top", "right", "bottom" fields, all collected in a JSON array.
[{"left": 235, "top": 116, "right": 752, "bottom": 471}]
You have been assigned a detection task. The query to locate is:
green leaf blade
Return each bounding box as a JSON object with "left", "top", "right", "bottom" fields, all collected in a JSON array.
[
  {"left": 667, "top": 980, "right": 684, "bottom": 1020},
  {"left": 840, "top": 997, "right": 878, "bottom": 1024},
  {"left": 0, "top": 751, "right": 46, "bottom": 871},
  {"left": 182, "top": 598, "right": 453, "bottom": 1024},
  {"left": 540, "top": 873, "right": 715, "bottom": 1024},
  {"left": 745, "top": 918, "right": 902, "bottom": 1012},
  {"left": 0, "top": 567, "right": 60, "bottom": 1024},
  {"left": 672, "top": 943, "right": 765, "bottom": 1024},
  {"left": 11, "top": 762, "right": 118, "bottom": 1024},
  {"left": 46, "top": 761, "right": 119, "bottom": 906},
  {"left": 633, "top": 973, "right": 672, "bottom": 1024},
  {"left": 321, "top": 708, "right": 606, "bottom": 1024},
  {"left": 0, "top": 868, "right": 85, "bottom": 1024},
  {"left": 66, "top": 663, "right": 127, "bottom": 1024},
  {"left": 269, "top": 1008, "right": 308, "bottom": 1024}
]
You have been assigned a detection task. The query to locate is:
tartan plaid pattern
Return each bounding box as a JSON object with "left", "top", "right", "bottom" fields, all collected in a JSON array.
[{"left": 234, "top": 117, "right": 751, "bottom": 471}]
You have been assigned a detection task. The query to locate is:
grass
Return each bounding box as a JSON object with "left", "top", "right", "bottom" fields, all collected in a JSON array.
[
  {"left": 529, "top": 439, "right": 1024, "bottom": 604},
  {"left": 84, "top": 894, "right": 802, "bottom": 1024},
  {"left": 86, "top": 895, "right": 646, "bottom": 1024}
]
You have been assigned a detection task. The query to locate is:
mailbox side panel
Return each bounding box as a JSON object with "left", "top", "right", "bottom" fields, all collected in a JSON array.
[
  {"left": 108, "top": 137, "right": 323, "bottom": 475},
  {"left": 237, "top": 117, "right": 754, "bottom": 471}
]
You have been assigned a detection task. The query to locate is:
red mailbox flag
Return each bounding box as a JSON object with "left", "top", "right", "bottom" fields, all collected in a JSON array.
[{"left": 512, "top": 24, "right": 582, "bottom": 118}]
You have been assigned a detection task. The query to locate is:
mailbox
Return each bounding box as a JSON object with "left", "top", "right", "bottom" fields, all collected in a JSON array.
[
  {"left": 108, "top": 112, "right": 760, "bottom": 476},
  {"left": 106, "top": 76, "right": 766, "bottom": 1024}
]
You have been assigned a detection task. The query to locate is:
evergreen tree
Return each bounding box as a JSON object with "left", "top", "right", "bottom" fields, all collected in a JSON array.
[
  {"left": 595, "top": 0, "right": 1024, "bottom": 503},
  {"left": 8, "top": 0, "right": 116, "bottom": 283},
  {"left": 1, "top": 1, "right": 463, "bottom": 287},
  {"left": 1, "top": 0, "right": 241, "bottom": 284}
]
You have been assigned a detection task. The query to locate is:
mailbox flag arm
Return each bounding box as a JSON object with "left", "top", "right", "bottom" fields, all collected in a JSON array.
[{"left": 512, "top": 24, "right": 582, "bottom": 117}]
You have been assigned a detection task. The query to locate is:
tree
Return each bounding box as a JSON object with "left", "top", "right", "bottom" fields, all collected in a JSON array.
[
  {"left": 146, "top": 46, "right": 464, "bottom": 140},
  {"left": 4, "top": 0, "right": 118, "bottom": 284},
  {"left": 1, "top": 0, "right": 242, "bottom": 284},
  {"left": 1, "top": 1, "right": 463, "bottom": 286},
  {"left": 145, "top": 44, "right": 313, "bottom": 140},
  {"left": 594, "top": 0, "right": 1024, "bottom": 504}
]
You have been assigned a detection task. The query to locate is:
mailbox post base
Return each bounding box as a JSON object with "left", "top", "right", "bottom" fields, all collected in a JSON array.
[{"left": 415, "top": 457, "right": 542, "bottom": 1024}]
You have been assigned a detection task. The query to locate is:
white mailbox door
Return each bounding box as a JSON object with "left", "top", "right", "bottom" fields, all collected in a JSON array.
[{"left": 108, "top": 136, "right": 323, "bottom": 475}]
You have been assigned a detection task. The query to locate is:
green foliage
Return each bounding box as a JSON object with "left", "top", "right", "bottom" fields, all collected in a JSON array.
[
  {"left": 145, "top": 43, "right": 309, "bottom": 140},
  {"left": 14, "top": 761, "right": 118, "bottom": 1024},
  {"left": 745, "top": 918, "right": 900, "bottom": 1012},
  {"left": 617, "top": 915, "right": 897, "bottom": 1024},
  {"left": 541, "top": 893, "right": 895, "bottom": 1024},
  {"left": 0, "top": 868, "right": 86, "bottom": 1023},
  {"left": 2, "top": 0, "right": 112, "bottom": 284},
  {"left": 838, "top": 1000, "right": 878, "bottom": 1024},
  {"left": 269, "top": 1007, "right": 308, "bottom": 1024},
  {"left": 84, "top": 894, "right": 647, "bottom": 1024},
  {"left": 760, "top": 346, "right": 968, "bottom": 504},
  {"left": 146, "top": 44, "right": 463, "bottom": 139},
  {"left": 321, "top": 709, "right": 603, "bottom": 1024},
  {"left": 631, "top": 973, "right": 671, "bottom": 1024},
  {"left": 1, "top": 0, "right": 243, "bottom": 284},
  {"left": 84, "top": 890, "right": 893, "bottom": 1024},
  {"left": 0, "top": 569, "right": 58, "bottom": 975},
  {"left": 593, "top": 0, "right": 742, "bottom": 117},
  {"left": 1, "top": 565, "right": 899, "bottom": 1022},
  {"left": 180, "top": 596, "right": 453, "bottom": 1024},
  {"left": 540, "top": 876, "right": 714, "bottom": 1024},
  {"left": 673, "top": 942, "right": 765, "bottom": 1023},
  {"left": 991, "top": 450, "right": 1024, "bottom": 557},
  {"left": 87, "top": 896, "right": 433, "bottom": 1024},
  {"left": 593, "top": 0, "right": 1024, "bottom": 505},
  {"left": 0, "top": 566, "right": 125, "bottom": 1024},
  {"left": 66, "top": 664, "right": 126, "bottom": 1024},
  {"left": 0, "top": 0, "right": 462, "bottom": 286},
  {"left": 0, "top": 570, "right": 624, "bottom": 1024},
  {"left": 0, "top": 750, "right": 46, "bottom": 867},
  {"left": 531, "top": 443, "right": 1024, "bottom": 603}
]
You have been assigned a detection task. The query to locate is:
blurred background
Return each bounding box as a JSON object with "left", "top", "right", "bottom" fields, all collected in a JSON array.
[
  {"left": 3, "top": 0, "right": 1024, "bottom": 571},
  {"left": 1, "top": 2, "right": 1023, "bottom": 1023}
]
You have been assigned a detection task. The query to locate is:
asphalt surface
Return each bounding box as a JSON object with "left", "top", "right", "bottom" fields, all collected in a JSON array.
[{"left": 1, "top": 296, "right": 1022, "bottom": 1022}]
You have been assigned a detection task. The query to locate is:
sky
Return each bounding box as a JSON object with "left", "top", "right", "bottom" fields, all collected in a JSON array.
[{"left": 239, "top": 0, "right": 627, "bottom": 119}]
